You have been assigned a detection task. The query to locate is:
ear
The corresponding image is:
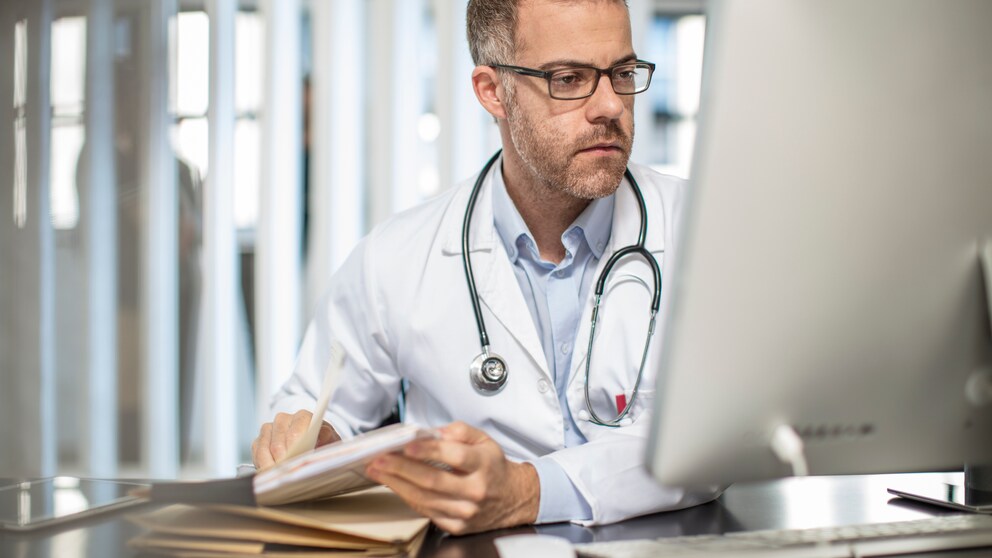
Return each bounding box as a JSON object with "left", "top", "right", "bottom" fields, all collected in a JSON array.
[{"left": 472, "top": 66, "right": 508, "bottom": 120}]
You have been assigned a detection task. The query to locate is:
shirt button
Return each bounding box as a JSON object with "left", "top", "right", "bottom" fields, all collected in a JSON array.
[
  {"left": 538, "top": 379, "right": 550, "bottom": 393},
  {"left": 560, "top": 342, "right": 572, "bottom": 355},
  {"left": 553, "top": 270, "right": 563, "bottom": 278}
]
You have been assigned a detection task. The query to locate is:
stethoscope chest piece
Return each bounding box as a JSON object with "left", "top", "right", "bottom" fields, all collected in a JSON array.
[{"left": 470, "top": 350, "right": 508, "bottom": 394}]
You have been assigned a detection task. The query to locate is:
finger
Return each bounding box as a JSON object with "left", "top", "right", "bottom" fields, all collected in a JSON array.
[
  {"left": 371, "top": 453, "right": 474, "bottom": 498},
  {"left": 404, "top": 438, "right": 483, "bottom": 473},
  {"left": 268, "top": 412, "right": 297, "bottom": 462},
  {"left": 438, "top": 421, "right": 488, "bottom": 444},
  {"left": 316, "top": 421, "right": 339, "bottom": 447},
  {"left": 253, "top": 423, "right": 276, "bottom": 470},
  {"left": 284, "top": 411, "right": 315, "bottom": 451},
  {"left": 367, "top": 465, "right": 477, "bottom": 523}
]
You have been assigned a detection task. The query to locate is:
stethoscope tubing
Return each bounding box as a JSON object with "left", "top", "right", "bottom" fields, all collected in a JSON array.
[
  {"left": 462, "top": 150, "right": 661, "bottom": 426},
  {"left": 461, "top": 151, "right": 503, "bottom": 352}
]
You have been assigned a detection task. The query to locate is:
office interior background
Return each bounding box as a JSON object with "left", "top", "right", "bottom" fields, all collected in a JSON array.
[{"left": 0, "top": 0, "right": 705, "bottom": 480}]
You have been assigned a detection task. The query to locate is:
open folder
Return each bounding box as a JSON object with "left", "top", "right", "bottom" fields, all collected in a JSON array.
[
  {"left": 128, "top": 486, "right": 430, "bottom": 556},
  {"left": 144, "top": 423, "right": 438, "bottom": 507},
  {"left": 146, "top": 340, "right": 436, "bottom": 507},
  {"left": 131, "top": 347, "right": 435, "bottom": 555}
]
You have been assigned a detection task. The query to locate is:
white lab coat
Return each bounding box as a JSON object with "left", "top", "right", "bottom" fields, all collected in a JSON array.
[{"left": 272, "top": 161, "right": 721, "bottom": 525}]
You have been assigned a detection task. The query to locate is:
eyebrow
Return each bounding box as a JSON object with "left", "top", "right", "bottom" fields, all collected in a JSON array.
[{"left": 536, "top": 53, "right": 638, "bottom": 71}]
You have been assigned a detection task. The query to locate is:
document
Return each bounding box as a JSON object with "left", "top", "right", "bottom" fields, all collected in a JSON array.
[
  {"left": 131, "top": 346, "right": 435, "bottom": 556},
  {"left": 128, "top": 532, "right": 427, "bottom": 557},
  {"left": 253, "top": 422, "right": 438, "bottom": 506},
  {"left": 143, "top": 340, "right": 437, "bottom": 507},
  {"left": 253, "top": 341, "right": 438, "bottom": 505},
  {"left": 129, "top": 487, "right": 430, "bottom": 556}
]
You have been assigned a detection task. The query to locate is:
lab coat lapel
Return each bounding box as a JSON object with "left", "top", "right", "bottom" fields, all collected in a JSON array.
[{"left": 440, "top": 168, "right": 551, "bottom": 380}]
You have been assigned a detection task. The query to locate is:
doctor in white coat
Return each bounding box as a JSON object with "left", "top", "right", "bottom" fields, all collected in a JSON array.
[{"left": 253, "top": 0, "right": 720, "bottom": 534}]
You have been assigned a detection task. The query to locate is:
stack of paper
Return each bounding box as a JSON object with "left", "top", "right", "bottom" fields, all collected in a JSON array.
[
  {"left": 255, "top": 423, "right": 439, "bottom": 506},
  {"left": 129, "top": 486, "right": 430, "bottom": 557},
  {"left": 131, "top": 346, "right": 438, "bottom": 555}
]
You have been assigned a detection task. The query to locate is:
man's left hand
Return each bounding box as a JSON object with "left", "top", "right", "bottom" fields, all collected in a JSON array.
[{"left": 365, "top": 421, "right": 540, "bottom": 535}]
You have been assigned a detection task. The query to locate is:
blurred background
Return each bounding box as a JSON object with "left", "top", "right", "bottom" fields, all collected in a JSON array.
[{"left": 0, "top": 0, "right": 705, "bottom": 480}]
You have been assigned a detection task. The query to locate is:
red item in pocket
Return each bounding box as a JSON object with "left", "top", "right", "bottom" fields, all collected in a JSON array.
[{"left": 615, "top": 393, "right": 628, "bottom": 415}]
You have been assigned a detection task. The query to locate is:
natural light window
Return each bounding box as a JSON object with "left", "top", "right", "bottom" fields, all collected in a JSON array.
[
  {"left": 49, "top": 16, "right": 88, "bottom": 230},
  {"left": 172, "top": 10, "right": 262, "bottom": 231}
]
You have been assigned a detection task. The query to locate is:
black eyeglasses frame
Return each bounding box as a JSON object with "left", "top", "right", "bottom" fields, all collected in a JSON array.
[{"left": 489, "top": 59, "right": 656, "bottom": 100}]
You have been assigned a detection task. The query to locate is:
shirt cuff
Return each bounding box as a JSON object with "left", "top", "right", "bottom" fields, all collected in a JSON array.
[{"left": 531, "top": 456, "right": 593, "bottom": 523}]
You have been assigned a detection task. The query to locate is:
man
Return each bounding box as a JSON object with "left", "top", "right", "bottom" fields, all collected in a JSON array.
[{"left": 252, "top": 0, "right": 719, "bottom": 534}]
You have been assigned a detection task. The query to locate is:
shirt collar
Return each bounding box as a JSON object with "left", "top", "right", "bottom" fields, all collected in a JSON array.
[
  {"left": 571, "top": 187, "right": 614, "bottom": 260},
  {"left": 491, "top": 162, "right": 615, "bottom": 263},
  {"left": 491, "top": 163, "right": 534, "bottom": 263}
]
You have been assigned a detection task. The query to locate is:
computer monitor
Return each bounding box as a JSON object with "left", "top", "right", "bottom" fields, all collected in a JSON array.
[{"left": 647, "top": 0, "right": 992, "bottom": 490}]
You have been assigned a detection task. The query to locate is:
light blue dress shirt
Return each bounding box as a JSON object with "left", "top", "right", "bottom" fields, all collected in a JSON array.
[{"left": 490, "top": 165, "right": 615, "bottom": 523}]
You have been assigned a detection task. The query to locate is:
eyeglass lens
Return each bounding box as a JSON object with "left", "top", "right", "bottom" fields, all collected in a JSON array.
[{"left": 549, "top": 64, "right": 652, "bottom": 99}]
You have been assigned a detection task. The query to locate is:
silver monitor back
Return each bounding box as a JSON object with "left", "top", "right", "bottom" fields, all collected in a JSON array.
[{"left": 648, "top": 0, "right": 992, "bottom": 488}]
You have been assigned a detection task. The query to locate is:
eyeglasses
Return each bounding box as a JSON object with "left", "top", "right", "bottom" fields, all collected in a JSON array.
[{"left": 490, "top": 60, "right": 656, "bottom": 100}]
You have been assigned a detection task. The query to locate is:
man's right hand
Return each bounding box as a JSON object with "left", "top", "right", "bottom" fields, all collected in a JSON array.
[{"left": 251, "top": 411, "right": 341, "bottom": 471}]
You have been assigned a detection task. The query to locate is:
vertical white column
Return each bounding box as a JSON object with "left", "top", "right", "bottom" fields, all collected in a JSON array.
[
  {"left": 0, "top": 0, "right": 9, "bottom": 393},
  {"left": 142, "top": 0, "right": 179, "bottom": 478},
  {"left": 435, "top": 0, "right": 489, "bottom": 191},
  {"left": 390, "top": 0, "right": 423, "bottom": 215},
  {"left": 0, "top": 0, "right": 56, "bottom": 478},
  {"left": 366, "top": 0, "right": 423, "bottom": 223},
  {"left": 79, "top": 0, "right": 118, "bottom": 478},
  {"left": 307, "top": 0, "right": 365, "bottom": 312},
  {"left": 367, "top": 0, "right": 424, "bottom": 226},
  {"left": 0, "top": 0, "right": 17, "bottom": 475},
  {"left": 256, "top": 0, "right": 302, "bottom": 422},
  {"left": 629, "top": 0, "right": 655, "bottom": 166},
  {"left": 204, "top": 0, "right": 239, "bottom": 476},
  {"left": 36, "top": 0, "right": 56, "bottom": 479},
  {"left": 366, "top": 0, "right": 395, "bottom": 226},
  {"left": 35, "top": 0, "right": 57, "bottom": 481}
]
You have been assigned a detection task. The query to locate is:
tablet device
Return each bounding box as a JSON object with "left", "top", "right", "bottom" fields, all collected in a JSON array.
[
  {"left": 889, "top": 483, "right": 992, "bottom": 515},
  {"left": 0, "top": 476, "right": 150, "bottom": 531}
]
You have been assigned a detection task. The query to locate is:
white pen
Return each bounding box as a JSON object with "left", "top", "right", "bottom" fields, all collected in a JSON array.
[{"left": 283, "top": 341, "right": 345, "bottom": 461}]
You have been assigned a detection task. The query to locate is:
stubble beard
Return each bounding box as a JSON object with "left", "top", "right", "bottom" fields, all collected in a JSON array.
[{"left": 505, "top": 99, "right": 634, "bottom": 201}]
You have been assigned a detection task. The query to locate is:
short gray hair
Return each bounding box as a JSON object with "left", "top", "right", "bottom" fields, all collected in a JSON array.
[
  {"left": 466, "top": 0, "right": 629, "bottom": 67},
  {"left": 466, "top": 0, "right": 517, "bottom": 67}
]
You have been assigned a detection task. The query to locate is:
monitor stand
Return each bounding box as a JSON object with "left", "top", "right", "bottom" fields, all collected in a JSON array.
[{"left": 887, "top": 240, "right": 992, "bottom": 514}]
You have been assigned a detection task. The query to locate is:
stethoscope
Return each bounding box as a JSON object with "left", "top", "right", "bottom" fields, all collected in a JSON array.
[{"left": 462, "top": 150, "right": 662, "bottom": 427}]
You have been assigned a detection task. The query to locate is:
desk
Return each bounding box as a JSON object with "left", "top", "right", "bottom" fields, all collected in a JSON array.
[{"left": 2, "top": 473, "right": 989, "bottom": 557}]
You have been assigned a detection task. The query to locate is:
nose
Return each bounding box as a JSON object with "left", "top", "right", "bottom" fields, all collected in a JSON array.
[{"left": 586, "top": 73, "right": 625, "bottom": 122}]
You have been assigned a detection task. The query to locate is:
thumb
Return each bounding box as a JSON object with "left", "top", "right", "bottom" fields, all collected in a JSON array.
[{"left": 439, "top": 421, "right": 488, "bottom": 444}]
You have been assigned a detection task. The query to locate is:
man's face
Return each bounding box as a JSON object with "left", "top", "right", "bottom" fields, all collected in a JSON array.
[{"left": 503, "top": 0, "right": 636, "bottom": 200}]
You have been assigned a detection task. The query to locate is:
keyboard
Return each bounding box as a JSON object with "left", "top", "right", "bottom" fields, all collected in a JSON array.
[{"left": 574, "top": 514, "right": 992, "bottom": 557}]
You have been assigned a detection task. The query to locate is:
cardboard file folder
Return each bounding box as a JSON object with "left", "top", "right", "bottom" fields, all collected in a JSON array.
[
  {"left": 128, "top": 486, "right": 430, "bottom": 556},
  {"left": 129, "top": 532, "right": 428, "bottom": 557},
  {"left": 128, "top": 531, "right": 428, "bottom": 557}
]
